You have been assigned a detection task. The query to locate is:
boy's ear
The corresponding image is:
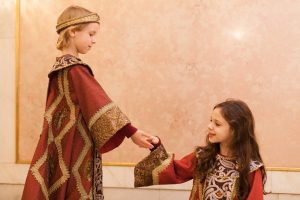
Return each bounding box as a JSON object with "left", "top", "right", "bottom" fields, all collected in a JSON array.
[{"left": 68, "top": 28, "right": 76, "bottom": 37}]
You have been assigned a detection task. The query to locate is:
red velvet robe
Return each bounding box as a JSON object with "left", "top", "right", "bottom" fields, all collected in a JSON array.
[
  {"left": 22, "top": 55, "right": 136, "bottom": 200},
  {"left": 134, "top": 144, "right": 264, "bottom": 200}
]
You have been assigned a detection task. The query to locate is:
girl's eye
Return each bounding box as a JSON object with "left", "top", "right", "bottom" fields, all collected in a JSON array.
[{"left": 215, "top": 123, "right": 220, "bottom": 127}]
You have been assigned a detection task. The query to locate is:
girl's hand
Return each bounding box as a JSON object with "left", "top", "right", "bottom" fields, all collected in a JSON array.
[{"left": 130, "top": 129, "right": 155, "bottom": 149}]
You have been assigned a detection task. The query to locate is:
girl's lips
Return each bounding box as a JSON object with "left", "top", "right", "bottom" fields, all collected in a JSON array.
[{"left": 208, "top": 133, "right": 216, "bottom": 137}]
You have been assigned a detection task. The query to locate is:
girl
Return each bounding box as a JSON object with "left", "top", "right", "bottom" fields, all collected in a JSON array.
[
  {"left": 22, "top": 5, "right": 155, "bottom": 200},
  {"left": 135, "top": 99, "right": 266, "bottom": 200}
]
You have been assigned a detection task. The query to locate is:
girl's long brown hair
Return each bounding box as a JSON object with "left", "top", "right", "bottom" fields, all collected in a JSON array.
[{"left": 196, "top": 99, "right": 266, "bottom": 199}]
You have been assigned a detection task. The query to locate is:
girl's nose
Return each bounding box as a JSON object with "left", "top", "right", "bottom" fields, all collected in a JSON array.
[{"left": 208, "top": 122, "right": 213, "bottom": 130}]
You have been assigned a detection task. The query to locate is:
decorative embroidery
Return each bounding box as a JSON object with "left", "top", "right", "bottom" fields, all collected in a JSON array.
[
  {"left": 48, "top": 69, "right": 76, "bottom": 195},
  {"left": 71, "top": 115, "right": 93, "bottom": 199},
  {"left": 134, "top": 144, "right": 169, "bottom": 187},
  {"left": 31, "top": 71, "right": 65, "bottom": 199},
  {"left": 202, "top": 154, "right": 240, "bottom": 200},
  {"left": 48, "top": 54, "right": 93, "bottom": 77},
  {"left": 31, "top": 69, "right": 79, "bottom": 198},
  {"left": 88, "top": 102, "right": 116, "bottom": 129},
  {"left": 94, "top": 150, "right": 104, "bottom": 200},
  {"left": 189, "top": 172, "right": 202, "bottom": 200},
  {"left": 47, "top": 153, "right": 56, "bottom": 184},
  {"left": 53, "top": 107, "right": 68, "bottom": 130},
  {"left": 30, "top": 152, "right": 49, "bottom": 200},
  {"left": 84, "top": 159, "right": 93, "bottom": 182},
  {"left": 152, "top": 153, "right": 173, "bottom": 185},
  {"left": 90, "top": 105, "right": 130, "bottom": 148},
  {"left": 250, "top": 160, "right": 263, "bottom": 173}
]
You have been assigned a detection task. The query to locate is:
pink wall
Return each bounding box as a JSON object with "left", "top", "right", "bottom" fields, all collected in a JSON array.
[{"left": 18, "top": 0, "right": 300, "bottom": 167}]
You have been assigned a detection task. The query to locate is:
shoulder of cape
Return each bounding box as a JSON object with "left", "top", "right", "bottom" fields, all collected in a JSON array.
[
  {"left": 249, "top": 160, "right": 263, "bottom": 173},
  {"left": 48, "top": 55, "right": 94, "bottom": 78}
]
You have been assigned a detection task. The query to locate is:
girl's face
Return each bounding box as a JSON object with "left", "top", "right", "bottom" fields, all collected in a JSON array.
[
  {"left": 207, "top": 107, "right": 233, "bottom": 146},
  {"left": 72, "top": 22, "right": 100, "bottom": 54}
]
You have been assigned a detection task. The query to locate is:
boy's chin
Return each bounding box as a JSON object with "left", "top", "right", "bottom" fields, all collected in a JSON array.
[{"left": 79, "top": 49, "right": 89, "bottom": 54}]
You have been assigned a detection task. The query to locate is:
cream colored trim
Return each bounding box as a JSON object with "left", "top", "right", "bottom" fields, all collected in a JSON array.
[
  {"left": 88, "top": 102, "right": 116, "bottom": 130},
  {"left": 15, "top": 0, "right": 20, "bottom": 164},
  {"left": 266, "top": 167, "right": 300, "bottom": 172},
  {"left": 152, "top": 153, "right": 173, "bottom": 185}
]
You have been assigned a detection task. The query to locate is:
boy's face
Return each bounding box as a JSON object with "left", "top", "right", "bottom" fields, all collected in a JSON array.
[
  {"left": 207, "top": 108, "right": 233, "bottom": 146},
  {"left": 73, "top": 23, "right": 100, "bottom": 54}
]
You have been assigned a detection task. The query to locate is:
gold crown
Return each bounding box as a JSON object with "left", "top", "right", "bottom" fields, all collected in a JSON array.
[{"left": 56, "top": 13, "right": 100, "bottom": 33}]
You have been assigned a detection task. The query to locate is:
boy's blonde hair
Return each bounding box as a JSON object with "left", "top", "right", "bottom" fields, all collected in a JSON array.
[{"left": 56, "top": 5, "right": 99, "bottom": 50}]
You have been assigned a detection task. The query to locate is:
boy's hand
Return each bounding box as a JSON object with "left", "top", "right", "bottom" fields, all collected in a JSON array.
[
  {"left": 131, "top": 129, "right": 155, "bottom": 148},
  {"left": 148, "top": 136, "right": 159, "bottom": 144}
]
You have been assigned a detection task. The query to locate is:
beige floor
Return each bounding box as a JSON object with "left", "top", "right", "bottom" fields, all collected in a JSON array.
[{"left": 1, "top": 184, "right": 299, "bottom": 200}]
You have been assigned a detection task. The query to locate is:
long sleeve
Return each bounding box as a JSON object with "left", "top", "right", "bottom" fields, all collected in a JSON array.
[
  {"left": 100, "top": 123, "right": 137, "bottom": 154},
  {"left": 69, "top": 65, "right": 132, "bottom": 150},
  {"left": 246, "top": 169, "right": 264, "bottom": 200},
  {"left": 134, "top": 143, "right": 196, "bottom": 187},
  {"left": 157, "top": 152, "right": 195, "bottom": 184}
]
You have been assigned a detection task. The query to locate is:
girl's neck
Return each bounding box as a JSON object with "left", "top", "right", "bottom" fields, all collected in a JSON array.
[{"left": 219, "top": 143, "right": 233, "bottom": 157}]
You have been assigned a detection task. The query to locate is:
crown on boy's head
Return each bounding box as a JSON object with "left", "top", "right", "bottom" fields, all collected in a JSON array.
[{"left": 56, "top": 13, "right": 100, "bottom": 34}]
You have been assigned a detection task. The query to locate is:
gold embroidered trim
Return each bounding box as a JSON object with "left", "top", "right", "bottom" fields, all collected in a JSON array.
[
  {"left": 31, "top": 71, "right": 65, "bottom": 199},
  {"left": 56, "top": 13, "right": 100, "bottom": 33},
  {"left": 189, "top": 176, "right": 199, "bottom": 200},
  {"left": 88, "top": 102, "right": 116, "bottom": 129},
  {"left": 48, "top": 69, "right": 76, "bottom": 194},
  {"left": 134, "top": 144, "right": 169, "bottom": 187},
  {"left": 30, "top": 152, "right": 49, "bottom": 200},
  {"left": 72, "top": 115, "right": 92, "bottom": 199},
  {"left": 90, "top": 105, "right": 130, "bottom": 148},
  {"left": 152, "top": 153, "right": 173, "bottom": 185},
  {"left": 231, "top": 177, "right": 239, "bottom": 200},
  {"left": 49, "top": 55, "right": 92, "bottom": 77},
  {"left": 44, "top": 72, "right": 64, "bottom": 125}
]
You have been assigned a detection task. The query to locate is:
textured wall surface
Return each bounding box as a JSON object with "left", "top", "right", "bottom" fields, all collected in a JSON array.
[{"left": 18, "top": 0, "right": 300, "bottom": 167}]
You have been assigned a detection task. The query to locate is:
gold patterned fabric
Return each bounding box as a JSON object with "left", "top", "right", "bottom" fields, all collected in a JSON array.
[
  {"left": 201, "top": 154, "right": 239, "bottom": 200},
  {"left": 89, "top": 103, "right": 130, "bottom": 149},
  {"left": 48, "top": 54, "right": 92, "bottom": 77},
  {"left": 134, "top": 144, "right": 171, "bottom": 187},
  {"left": 56, "top": 13, "right": 100, "bottom": 33},
  {"left": 199, "top": 155, "right": 263, "bottom": 200}
]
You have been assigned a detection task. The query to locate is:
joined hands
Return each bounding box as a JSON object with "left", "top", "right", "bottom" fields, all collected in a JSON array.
[{"left": 130, "top": 129, "right": 159, "bottom": 149}]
